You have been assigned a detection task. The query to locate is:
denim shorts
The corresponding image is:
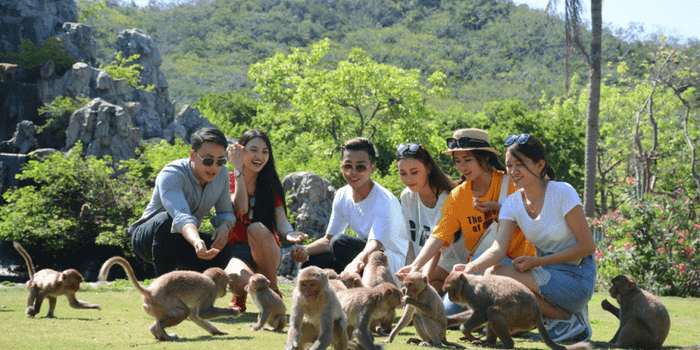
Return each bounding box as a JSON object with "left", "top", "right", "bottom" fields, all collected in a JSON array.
[
  {"left": 537, "top": 254, "right": 596, "bottom": 314},
  {"left": 230, "top": 242, "right": 256, "bottom": 270}
]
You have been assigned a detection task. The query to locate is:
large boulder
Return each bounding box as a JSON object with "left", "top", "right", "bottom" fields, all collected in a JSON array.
[
  {"left": 65, "top": 98, "right": 141, "bottom": 163},
  {"left": 282, "top": 171, "right": 336, "bottom": 239},
  {"left": 175, "top": 105, "right": 216, "bottom": 142},
  {"left": 115, "top": 29, "right": 175, "bottom": 138},
  {"left": 0, "top": 0, "right": 78, "bottom": 54},
  {"left": 0, "top": 120, "right": 39, "bottom": 154}
]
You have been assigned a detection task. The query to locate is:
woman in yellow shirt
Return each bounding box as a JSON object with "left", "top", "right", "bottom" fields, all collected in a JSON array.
[{"left": 395, "top": 128, "right": 536, "bottom": 314}]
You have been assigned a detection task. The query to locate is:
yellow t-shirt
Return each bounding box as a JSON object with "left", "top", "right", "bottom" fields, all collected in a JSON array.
[{"left": 432, "top": 170, "right": 535, "bottom": 259}]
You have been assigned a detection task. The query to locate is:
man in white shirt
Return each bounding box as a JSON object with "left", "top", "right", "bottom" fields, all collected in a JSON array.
[{"left": 291, "top": 137, "right": 408, "bottom": 277}]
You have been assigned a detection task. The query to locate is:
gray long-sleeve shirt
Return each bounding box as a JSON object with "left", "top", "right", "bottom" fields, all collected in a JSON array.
[{"left": 129, "top": 158, "right": 235, "bottom": 234}]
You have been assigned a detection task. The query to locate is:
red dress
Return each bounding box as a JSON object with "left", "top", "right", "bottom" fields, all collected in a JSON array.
[{"left": 227, "top": 171, "right": 282, "bottom": 247}]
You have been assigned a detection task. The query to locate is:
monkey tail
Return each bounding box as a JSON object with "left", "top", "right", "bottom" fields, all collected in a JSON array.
[
  {"left": 441, "top": 338, "right": 465, "bottom": 349},
  {"left": 535, "top": 314, "right": 568, "bottom": 350},
  {"left": 12, "top": 241, "right": 35, "bottom": 278},
  {"left": 98, "top": 256, "right": 151, "bottom": 298}
]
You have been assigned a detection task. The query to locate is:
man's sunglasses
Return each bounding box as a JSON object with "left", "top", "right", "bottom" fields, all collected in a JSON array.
[
  {"left": 446, "top": 137, "right": 491, "bottom": 150},
  {"left": 396, "top": 143, "right": 421, "bottom": 154},
  {"left": 195, "top": 152, "right": 227, "bottom": 167},
  {"left": 341, "top": 164, "right": 368, "bottom": 173},
  {"left": 504, "top": 133, "right": 536, "bottom": 147}
]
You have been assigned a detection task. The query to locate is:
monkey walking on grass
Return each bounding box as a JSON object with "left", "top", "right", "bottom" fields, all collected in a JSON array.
[
  {"left": 443, "top": 271, "right": 590, "bottom": 350},
  {"left": 98, "top": 256, "right": 241, "bottom": 341},
  {"left": 13, "top": 241, "right": 100, "bottom": 318}
]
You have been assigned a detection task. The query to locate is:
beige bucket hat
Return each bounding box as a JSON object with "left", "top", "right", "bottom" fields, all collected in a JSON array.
[{"left": 443, "top": 128, "right": 501, "bottom": 156}]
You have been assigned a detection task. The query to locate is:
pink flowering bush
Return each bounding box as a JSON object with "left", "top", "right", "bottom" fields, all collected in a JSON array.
[{"left": 591, "top": 184, "right": 700, "bottom": 297}]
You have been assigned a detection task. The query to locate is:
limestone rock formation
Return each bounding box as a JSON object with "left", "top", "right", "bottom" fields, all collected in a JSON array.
[
  {"left": 0, "top": 120, "right": 39, "bottom": 154},
  {"left": 65, "top": 98, "right": 141, "bottom": 163},
  {"left": 282, "top": 171, "right": 337, "bottom": 239}
]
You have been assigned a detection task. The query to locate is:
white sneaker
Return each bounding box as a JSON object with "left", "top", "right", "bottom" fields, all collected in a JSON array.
[
  {"left": 531, "top": 314, "right": 583, "bottom": 342},
  {"left": 571, "top": 306, "right": 592, "bottom": 342}
]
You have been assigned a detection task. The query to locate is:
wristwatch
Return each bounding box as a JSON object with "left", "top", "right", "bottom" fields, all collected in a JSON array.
[{"left": 234, "top": 169, "right": 243, "bottom": 178}]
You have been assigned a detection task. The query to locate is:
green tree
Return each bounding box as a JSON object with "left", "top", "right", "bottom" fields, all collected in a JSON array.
[{"left": 249, "top": 38, "right": 447, "bottom": 183}]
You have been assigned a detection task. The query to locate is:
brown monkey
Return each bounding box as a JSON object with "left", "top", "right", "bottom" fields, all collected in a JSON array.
[
  {"left": 362, "top": 251, "right": 397, "bottom": 335},
  {"left": 593, "top": 274, "right": 670, "bottom": 349},
  {"left": 98, "top": 256, "right": 240, "bottom": 341},
  {"left": 285, "top": 266, "right": 348, "bottom": 350},
  {"left": 384, "top": 272, "right": 464, "bottom": 348},
  {"left": 362, "top": 251, "right": 397, "bottom": 287},
  {"left": 340, "top": 271, "right": 364, "bottom": 289},
  {"left": 13, "top": 241, "right": 100, "bottom": 318},
  {"left": 337, "top": 282, "right": 402, "bottom": 350},
  {"left": 245, "top": 273, "right": 287, "bottom": 332},
  {"left": 443, "top": 271, "right": 589, "bottom": 350}
]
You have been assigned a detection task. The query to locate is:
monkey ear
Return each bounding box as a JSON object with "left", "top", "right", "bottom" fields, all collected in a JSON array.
[
  {"left": 422, "top": 275, "right": 428, "bottom": 284},
  {"left": 384, "top": 287, "right": 394, "bottom": 298}
]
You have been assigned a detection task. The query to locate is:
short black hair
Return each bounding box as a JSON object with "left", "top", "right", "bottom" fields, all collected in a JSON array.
[
  {"left": 341, "top": 137, "right": 376, "bottom": 163},
  {"left": 191, "top": 128, "right": 227, "bottom": 152}
]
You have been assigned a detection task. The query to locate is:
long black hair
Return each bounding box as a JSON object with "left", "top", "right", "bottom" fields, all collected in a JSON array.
[{"left": 238, "top": 129, "right": 286, "bottom": 232}]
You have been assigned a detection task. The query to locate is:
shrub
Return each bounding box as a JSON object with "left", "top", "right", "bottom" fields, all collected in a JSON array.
[
  {"left": 593, "top": 178, "right": 700, "bottom": 297},
  {"left": 0, "top": 143, "right": 151, "bottom": 261},
  {"left": 100, "top": 51, "right": 154, "bottom": 91},
  {"left": 0, "top": 38, "right": 76, "bottom": 80}
]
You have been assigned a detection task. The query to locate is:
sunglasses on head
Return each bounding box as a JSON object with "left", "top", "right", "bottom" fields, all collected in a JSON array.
[
  {"left": 341, "top": 163, "right": 368, "bottom": 173},
  {"left": 396, "top": 143, "right": 421, "bottom": 154},
  {"left": 195, "top": 152, "right": 227, "bottom": 167},
  {"left": 504, "top": 133, "right": 536, "bottom": 147},
  {"left": 446, "top": 137, "right": 491, "bottom": 150}
]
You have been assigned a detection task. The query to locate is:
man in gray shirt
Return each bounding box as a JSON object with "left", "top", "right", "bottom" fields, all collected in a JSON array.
[{"left": 130, "top": 128, "right": 235, "bottom": 276}]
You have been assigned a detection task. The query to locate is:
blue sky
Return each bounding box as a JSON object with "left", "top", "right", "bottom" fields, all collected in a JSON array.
[
  {"left": 129, "top": 0, "right": 700, "bottom": 42},
  {"left": 512, "top": 0, "right": 700, "bottom": 41}
]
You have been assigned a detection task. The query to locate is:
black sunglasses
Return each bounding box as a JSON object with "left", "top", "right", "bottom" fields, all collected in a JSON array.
[
  {"left": 446, "top": 137, "right": 491, "bottom": 150},
  {"left": 504, "top": 133, "right": 536, "bottom": 147},
  {"left": 195, "top": 152, "right": 227, "bottom": 167},
  {"left": 396, "top": 143, "right": 421, "bottom": 154},
  {"left": 341, "top": 164, "right": 368, "bottom": 173}
]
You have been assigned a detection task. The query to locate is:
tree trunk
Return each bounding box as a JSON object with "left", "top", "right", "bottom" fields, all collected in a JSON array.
[{"left": 583, "top": 0, "right": 602, "bottom": 217}]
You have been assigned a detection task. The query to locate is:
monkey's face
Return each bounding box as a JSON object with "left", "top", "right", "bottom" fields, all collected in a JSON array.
[
  {"left": 443, "top": 272, "right": 465, "bottom": 304},
  {"left": 402, "top": 277, "right": 425, "bottom": 297},
  {"left": 63, "top": 270, "right": 84, "bottom": 291},
  {"left": 299, "top": 279, "right": 321, "bottom": 299},
  {"left": 609, "top": 274, "right": 634, "bottom": 298}
]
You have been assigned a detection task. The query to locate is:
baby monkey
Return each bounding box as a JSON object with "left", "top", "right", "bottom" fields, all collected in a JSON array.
[
  {"left": 98, "top": 256, "right": 240, "bottom": 341},
  {"left": 13, "top": 241, "right": 100, "bottom": 318},
  {"left": 245, "top": 273, "right": 287, "bottom": 332}
]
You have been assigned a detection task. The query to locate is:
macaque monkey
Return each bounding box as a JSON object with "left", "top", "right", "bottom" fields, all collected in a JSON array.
[
  {"left": 98, "top": 256, "right": 240, "bottom": 341},
  {"left": 337, "top": 282, "right": 402, "bottom": 350},
  {"left": 285, "top": 266, "right": 348, "bottom": 350},
  {"left": 340, "top": 271, "right": 363, "bottom": 289},
  {"left": 13, "top": 241, "right": 100, "bottom": 318},
  {"left": 443, "top": 271, "right": 589, "bottom": 350},
  {"left": 245, "top": 273, "right": 287, "bottom": 332},
  {"left": 362, "top": 251, "right": 397, "bottom": 287},
  {"left": 593, "top": 274, "right": 670, "bottom": 349},
  {"left": 384, "top": 272, "right": 464, "bottom": 348},
  {"left": 362, "top": 251, "right": 397, "bottom": 335}
]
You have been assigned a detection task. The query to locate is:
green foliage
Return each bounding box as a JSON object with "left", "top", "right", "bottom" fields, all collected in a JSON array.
[
  {"left": 100, "top": 52, "right": 154, "bottom": 91},
  {"left": 36, "top": 95, "right": 91, "bottom": 134},
  {"left": 77, "top": 0, "right": 107, "bottom": 22},
  {"left": 249, "top": 38, "right": 447, "bottom": 186},
  {"left": 0, "top": 38, "right": 76, "bottom": 72},
  {"left": 593, "top": 180, "right": 700, "bottom": 297},
  {"left": 194, "top": 92, "right": 258, "bottom": 138},
  {"left": 0, "top": 143, "right": 150, "bottom": 258},
  {"left": 120, "top": 138, "right": 191, "bottom": 188}
]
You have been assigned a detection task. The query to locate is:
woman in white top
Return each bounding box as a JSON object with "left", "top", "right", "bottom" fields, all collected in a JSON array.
[
  {"left": 455, "top": 133, "right": 596, "bottom": 343},
  {"left": 396, "top": 142, "right": 456, "bottom": 291}
]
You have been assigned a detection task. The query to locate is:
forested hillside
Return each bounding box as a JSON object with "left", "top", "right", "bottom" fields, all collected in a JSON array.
[{"left": 86, "top": 0, "right": 649, "bottom": 108}]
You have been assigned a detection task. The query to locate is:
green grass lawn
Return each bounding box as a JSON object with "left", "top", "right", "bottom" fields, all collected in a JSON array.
[{"left": 0, "top": 281, "right": 698, "bottom": 349}]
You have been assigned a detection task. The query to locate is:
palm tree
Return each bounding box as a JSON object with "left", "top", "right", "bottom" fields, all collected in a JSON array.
[{"left": 546, "top": 0, "right": 601, "bottom": 218}]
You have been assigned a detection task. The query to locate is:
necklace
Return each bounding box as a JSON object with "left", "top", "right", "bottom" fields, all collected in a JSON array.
[{"left": 525, "top": 195, "right": 544, "bottom": 214}]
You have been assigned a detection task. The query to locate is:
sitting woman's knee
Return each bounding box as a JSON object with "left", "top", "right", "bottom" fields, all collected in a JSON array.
[{"left": 247, "top": 222, "right": 273, "bottom": 243}]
